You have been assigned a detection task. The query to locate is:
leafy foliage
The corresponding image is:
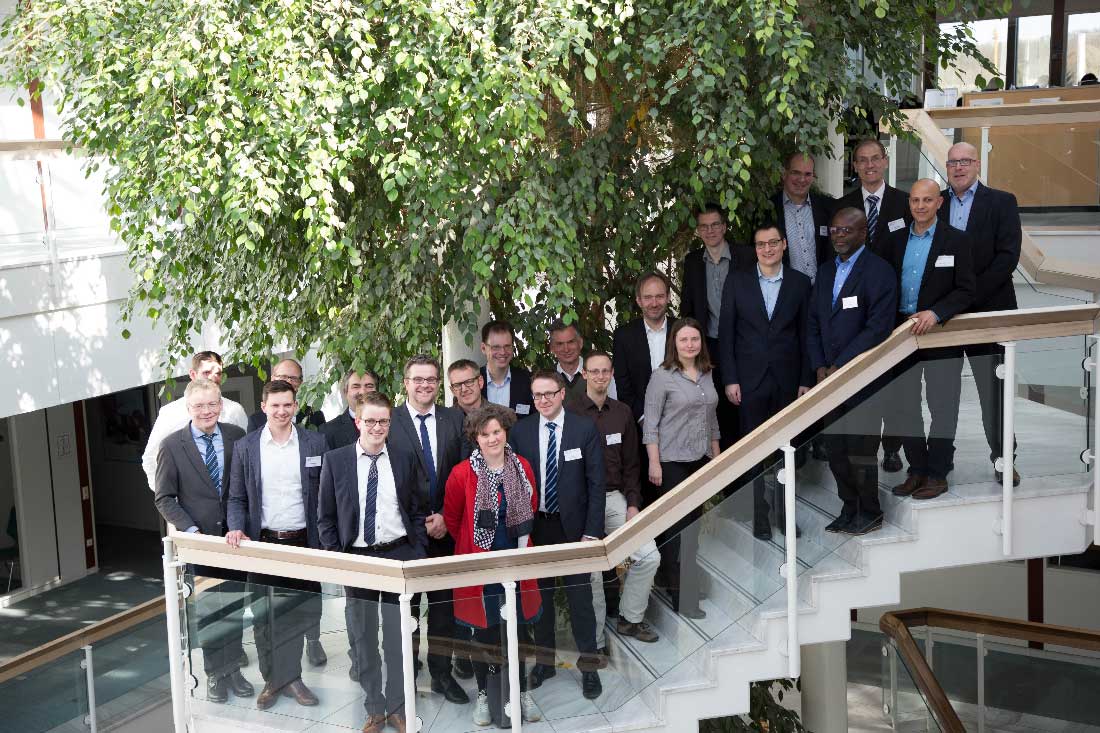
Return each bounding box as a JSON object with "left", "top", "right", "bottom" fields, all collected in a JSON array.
[
  {"left": 1, "top": 0, "right": 1003, "bottom": 401},
  {"left": 700, "top": 679, "right": 806, "bottom": 732}
]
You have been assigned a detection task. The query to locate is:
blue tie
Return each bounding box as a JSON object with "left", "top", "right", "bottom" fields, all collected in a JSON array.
[
  {"left": 545, "top": 422, "right": 559, "bottom": 513},
  {"left": 416, "top": 414, "right": 438, "bottom": 503},
  {"left": 200, "top": 433, "right": 221, "bottom": 495},
  {"left": 363, "top": 452, "right": 380, "bottom": 546},
  {"left": 866, "top": 194, "right": 880, "bottom": 247}
]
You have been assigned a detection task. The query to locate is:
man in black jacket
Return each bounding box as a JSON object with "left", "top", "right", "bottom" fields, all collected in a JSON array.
[
  {"left": 886, "top": 179, "right": 976, "bottom": 500},
  {"left": 320, "top": 369, "right": 379, "bottom": 449},
  {"left": 770, "top": 153, "right": 835, "bottom": 284}
]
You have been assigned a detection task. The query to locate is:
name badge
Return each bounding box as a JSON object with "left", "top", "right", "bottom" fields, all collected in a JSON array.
[
  {"left": 819, "top": 225, "right": 829, "bottom": 237},
  {"left": 515, "top": 403, "right": 531, "bottom": 415},
  {"left": 888, "top": 218, "right": 906, "bottom": 232},
  {"left": 842, "top": 296, "right": 859, "bottom": 309},
  {"left": 563, "top": 448, "right": 582, "bottom": 461},
  {"left": 606, "top": 432, "right": 622, "bottom": 446},
  {"left": 305, "top": 456, "right": 322, "bottom": 468},
  {"left": 935, "top": 255, "right": 955, "bottom": 268}
]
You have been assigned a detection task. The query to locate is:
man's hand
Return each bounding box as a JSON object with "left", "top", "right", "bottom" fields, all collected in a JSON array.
[
  {"left": 626, "top": 506, "right": 640, "bottom": 522},
  {"left": 648, "top": 461, "right": 662, "bottom": 487},
  {"left": 826, "top": 365, "right": 838, "bottom": 377},
  {"left": 797, "top": 386, "right": 811, "bottom": 397},
  {"left": 725, "top": 384, "right": 742, "bottom": 405},
  {"left": 425, "top": 513, "right": 448, "bottom": 540},
  {"left": 909, "top": 310, "right": 939, "bottom": 336},
  {"left": 816, "top": 367, "right": 829, "bottom": 384},
  {"left": 581, "top": 535, "right": 599, "bottom": 542},
  {"left": 225, "top": 530, "right": 248, "bottom": 548}
]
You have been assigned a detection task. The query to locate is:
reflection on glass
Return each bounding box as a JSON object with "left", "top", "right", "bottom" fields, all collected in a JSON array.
[
  {"left": 1067, "top": 12, "right": 1100, "bottom": 85},
  {"left": 1016, "top": 15, "right": 1052, "bottom": 87},
  {"left": 938, "top": 19, "right": 1009, "bottom": 93}
]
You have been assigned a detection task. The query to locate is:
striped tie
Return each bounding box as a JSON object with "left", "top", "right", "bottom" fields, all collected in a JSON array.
[
  {"left": 363, "top": 453, "right": 380, "bottom": 546},
  {"left": 200, "top": 433, "right": 221, "bottom": 495},
  {"left": 545, "top": 422, "right": 559, "bottom": 513},
  {"left": 866, "top": 194, "right": 880, "bottom": 247}
]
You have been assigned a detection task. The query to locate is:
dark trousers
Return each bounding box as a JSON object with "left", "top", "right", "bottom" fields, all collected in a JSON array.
[
  {"left": 247, "top": 535, "right": 322, "bottom": 691},
  {"left": 708, "top": 337, "right": 741, "bottom": 449},
  {"left": 189, "top": 565, "right": 247, "bottom": 679},
  {"left": 894, "top": 350, "right": 964, "bottom": 480},
  {"left": 411, "top": 536, "right": 460, "bottom": 679},
  {"left": 472, "top": 622, "right": 527, "bottom": 693},
  {"left": 964, "top": 342, "right": 1016, "bottom": 462},
  {"left": 656, "top": 458, "right": 706, "bottom": 614},
  {"left": 739, "top": 371, "right": 796, "bottom": 527},
  {"left": 530, "top": 513, "right": 599, "bottom": 671},
  {"left": 825, "top": 400, "right": 882, "bottom": 517}
]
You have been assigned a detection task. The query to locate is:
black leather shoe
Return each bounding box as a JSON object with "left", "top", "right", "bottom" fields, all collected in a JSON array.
[
  {"left": 237, "top": 651, "right": 250, "bottom": 668},
  {"left": 305, "top": 639, "right": 328, "bottom": 667},
  {"left": 775, "top": 518, "right": 802, "bottom": 538},
  {"left": 206, "top": 675, "right": 228, "bottom": 703},
  {"left": 528, "top": 663, "right": 556, "bottom": 690},
  {"left": 582, "top": 671, "right": 602, "bottom": 699},
  {"left": 226, "top": 670, "right": 254, "bottom": 697},
  {"left": 881, "top": 451, "right": 903, "bottom": 472},
  {"left": 431, "top": 674, "right": 470, "bottom": 704},
  {"left": 348, "top": 660, "right": 360, "bottom": 681},
  {"left": 453, "top": 656, "right": 474, "bottom": 679},
  {"left": 753, "top": 523, "right": 772, "bottom": 541},
  {"left": 843, "top": 512, "right": 884, "bottom": 536},
  {"left": 811, "top": 441, "right": 828, "bottom": 461},
  {"left": 825, "top": 513, "right": 854, "bottom": 533}
]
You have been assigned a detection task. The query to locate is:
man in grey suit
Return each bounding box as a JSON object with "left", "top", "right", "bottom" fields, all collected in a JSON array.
[
  {"left": 225, "top": 380, "right": 330, "bottom": 711},
  {"left": 154, "top": 378, "right": 253, "bottom": 704}
]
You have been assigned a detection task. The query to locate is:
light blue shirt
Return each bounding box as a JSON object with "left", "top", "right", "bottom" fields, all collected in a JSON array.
[
  {"left": 757, "top": 264, "right": 784, "bottom": 320},
  {"left": 486, "top": 368, "right": 511, "bottom": 407},
  {"left": 189, "top": 422, "right": 224, "bottom": 493},
  {"left": 949, "top": 180, "right": 979, "bottom": 231},
  {"left": 900, "top": 222, "right": 937, "bottom": 315},
  {"left": 831, "top": 245, "right": 866, "bottom": 306}
]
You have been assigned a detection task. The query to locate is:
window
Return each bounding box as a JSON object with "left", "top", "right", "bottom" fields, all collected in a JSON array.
[
  {"left": 938, "top": 19, "right": 1010, "bottom": 93},
  {"left": 1016, "top": 15, "right": 1052, "bottom": 87},
  {"left": 1066, "top": 12, "right": 1100, "bottom": 85}
]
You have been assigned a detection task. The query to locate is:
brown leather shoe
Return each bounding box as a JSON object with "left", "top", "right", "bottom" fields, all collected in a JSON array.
[
  {"left": 361, "top": 713, "right": 386, "bottom": 733},
  {"left": 281, "top": 678, "right": 319, "bottom": 706},
  {"left": 255, "top": 682, "right": 281, "bottom": 710},
  {"left": 387, "top": 712, "right": 407, "bottom": 733},
  {"left": 891, "top": 473, "right": 926, "bottom": 497},
  {"left": 912, "top": 478, "right": 949, "bottom": 500}
]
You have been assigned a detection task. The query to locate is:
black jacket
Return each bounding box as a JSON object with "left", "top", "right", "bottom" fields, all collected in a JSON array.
[
  {"left": 680, "top": 245, "right": 755, "bottom": 337},
  {"left": 320, "top": 411, "right": 359, "bottom": 450},
  {"left": 611, "top": 317, "right": 671, "bottom": 423},
  {"left": 937, "top": 182, "right": 1021, "bottom": 313},
  {"left": 479, "top": 365, "right": 534, "bottom": 416},
  {"left": 885, "top": 223, "right": 976, "bottom": 325},
  {"left": 836, "top": 185, "right": 912, "bottom": 258}
]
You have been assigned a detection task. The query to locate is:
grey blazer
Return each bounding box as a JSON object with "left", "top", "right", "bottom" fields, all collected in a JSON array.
[{"left": 154, "top": 422, "right": 245, "bottom": 535}]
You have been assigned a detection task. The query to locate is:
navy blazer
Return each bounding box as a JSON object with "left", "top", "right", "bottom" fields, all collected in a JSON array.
[
  {"left": 807, "top": 246, "right": 899, "bottom": 372},
  {"left": 226, "top": 425, "right": 330, "bottom": 549},
  {"left": 718, "top": 266, "right": 813, "bottom": 396},
  {"left": 320, "top": 410, "right": 359, "bottom": 450},
  {"left": 479, "top": 365, "right": 533, "bottom": 415},
  {"left": 836, "top": 185, "right": 912, "bottom": 258},
  {"left": 387, "top": 403, "right": 464, "bottom": 518},
  {"left": 509, "top": 409, "right": 606, "bottom": 541},
  {"left": 611, "top": 316, "right": 671, "bottom": 423},
  {"left": 316, "top": 443, "right": 428, "bottom": 556},
  {"left": 680, "top": 245, "right": 756, "bottom": 338},
  {"left": 885, "top": 223, "right": 976, "bottom": 324},
  {"left": 768, "top": 190, "right": 835, "bottom": 273},
  {"left": 937, "top": 182, "right": 1021, "bottom": 313}
]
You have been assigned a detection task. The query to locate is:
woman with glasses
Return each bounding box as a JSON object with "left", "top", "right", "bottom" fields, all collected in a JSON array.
[
  {"left": 642, "top": 317, "right": 720, "bottom": 619},
  {"left": 443, "top": 404, "right": 542, "bottom": 726}
]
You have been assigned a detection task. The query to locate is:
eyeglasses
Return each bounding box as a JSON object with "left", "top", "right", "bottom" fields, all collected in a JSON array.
[
  {"left": 585, "top": 368, "right": 613, "bottom": 377},
  {"left": 486, "top": 345, "right": 512, "bottom": 354},
  {"left": 273, "top": 374, "right": 303, "bottom": 383},
  {"left": 696, "top": 223, "right": 725, "bottom": 233},
  {"left": 187, "top": 400, "right": 222, "bottom": 413},
  {"left": 405, "top": 376, "right": 440, "bottom": 386},
  {"left": 360, "top": 418, "right": 391, "bottom": 429},
  {"left": 450, "top": 376, "right": 480, "bottom": 392},
  {"left": 754, "top": 238, "right": 784, "bottom": 249},
  {"left": 786, "top": 171, "right": 814, "bottom": 180},
  {"left": 854, "top": 154, "right": 885, "bottom": 165},
  {"left": 828, "top": 226, "right": 856, "bottom": 235},
  {"left": 945, "top": 158, "right": 976, "bottom": 168},
  {"left": 532, "top": 389, "right": 563, "bottom": 402}
]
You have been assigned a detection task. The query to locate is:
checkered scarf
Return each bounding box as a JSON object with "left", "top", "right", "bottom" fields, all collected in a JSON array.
[{"left": 469, "top": 446, "right": 535, "bottom": 551}]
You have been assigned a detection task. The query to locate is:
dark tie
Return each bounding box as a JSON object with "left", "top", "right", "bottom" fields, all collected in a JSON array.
[
  {"left": 416, "top": 414, "right": 438, "bottom": 503},
  {"left": 363, "top": 452, "right": 380, "bottom": 546},
  {"left": 866, "top": 194, "right": 880, "bottom": 246},
  {"left": 545, "top": 422, "right": 559, "bottom": 513},
  {"left": 200, "top": 433, "right": 221, "bottom": 495}
]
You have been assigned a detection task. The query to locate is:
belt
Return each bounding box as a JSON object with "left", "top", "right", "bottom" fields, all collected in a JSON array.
[
  {"left": 260, "top": 528, "right": 307, "bottom": 541},
  {"left": 353, "top": 536, "right": 407, "bottom": 553}
]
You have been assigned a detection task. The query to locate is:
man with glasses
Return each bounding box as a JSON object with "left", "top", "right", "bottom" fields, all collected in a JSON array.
[
  {"left": 770, "top": 153, "right": 834, "bottom": 284},
  {"left": 719, "top": 223, "right": 813, "bottom": 540},
  {"left": 938, "top": 141, "right": 1022, "bottom": 487},
  {"left": 387, "top": 355, "right": 469, "bottom": 704},
  {"left": 548, "top": 320, "right": 617, "bottom": 403},
  {"left": 246, "top": 358, "right": 326, "bottom": 432},
  {"left": 321, "top": 369, "right": 380, "bottom": 450},
  {"left": 448, "top": 359, "right": 485, "bottom": 418},
  {"left": 479, "top": 320, "right": 533, "bottom": 416}
]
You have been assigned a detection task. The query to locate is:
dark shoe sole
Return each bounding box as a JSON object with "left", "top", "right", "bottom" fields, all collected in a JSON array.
[{"left": 843, "top": 517, "right": 884, "bottom": 536}]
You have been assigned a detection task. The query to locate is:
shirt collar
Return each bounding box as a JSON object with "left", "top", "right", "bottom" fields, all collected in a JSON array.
[
  {"left": 355, "top": 440, "right": 386, "bottom": 458},
  {"left": 757, "top": 263, "right": 784, "bottom": 283},
  {"left": 407, "top": 401, "right": 436, "bottom": 422},
  {"left": 261, "top": 423, "right": 298, "bottom": 447},
  {"left": 951, "top": 179, "right": 979, "bottom": 202},
  {"left": 540, "top": 410, "right": 564, "bottom": 430},
  {"left": 782, "top": 191, "right": 809, "bottom": 207},
  {"left": 556, "top": 362, "right": 582, "bottom": 380},
  {"left": 644, "top": 317, "right": 668, "bottom": 335},
  {"left": 836, "top": 244, "right": 867, "bottom": 268},
  {"left": 862, "top": 183, "right": 886, "bottom": 201},
  {"left": 487, "top": 367, "right": 511, "bottom": 387},
  {"left": 909, "top": 220, "right": 937, "bottom": 239},
  {"left": 708, "top": 242, "right": 732, "bottom": 264},
  {"left": 190, "top": 422, "right": 220, "bottom": 440}
]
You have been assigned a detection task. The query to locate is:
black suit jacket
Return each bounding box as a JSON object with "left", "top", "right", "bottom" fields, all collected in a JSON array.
[
  {"left": 509, "top": 410, "right": 606, "bottom": 541},
  {"left": 937, "top": 182, "right": 1021, "bottom": 312},
  {"left": 388, "top": 403, "right": 464, "bottom": 519},
  {"left": 479, "top": 365, "right": 533, "bottom": 415},
  {"left": 320, "top": 411, "right": 359, "bottom": 450},
  {"left": 680, "top": 245, "right": 755, "bottom": 338},
  {"left": 317, "top": 443, "right": 428, "bottom": 556},
  {"left": 611, "top": 317, "right": 671, "bottom": 422},
  {"left": 768, "top": 191, "right": 835, "bottom": 273},
  {"left": 154, "top": 422, "right": 245, "bottom": 535},
  {"left": 247, "top": 408, "right": 325, "bottom": 433},
  {"left": 886, "top": 223, "right": 976, "bottom": 324},
  {"left": 836, "top": 185, "right": 912, "bottom": 258},
  {"left": 719, "top": 266, "right": 813, "bottom": 396},
  {"left": 226, "top": 426, "right": 330, "bottom": 549}
]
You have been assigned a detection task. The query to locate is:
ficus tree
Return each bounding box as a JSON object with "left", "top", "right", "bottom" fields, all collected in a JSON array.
[{"left": 0, "top": 0, "right": 1003, "bottom": 400}]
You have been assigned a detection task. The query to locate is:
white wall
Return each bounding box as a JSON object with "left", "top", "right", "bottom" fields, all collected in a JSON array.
[{"left": 8, "top": 409, "right": 58, "bottom": 588}]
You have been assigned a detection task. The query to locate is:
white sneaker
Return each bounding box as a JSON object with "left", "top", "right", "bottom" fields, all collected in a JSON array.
[
  {"left": 520, "top": 691, "right": 541, "bottom": 722},
  {"left": 473, "top": 690, "right": 491, "bottom": 726}
]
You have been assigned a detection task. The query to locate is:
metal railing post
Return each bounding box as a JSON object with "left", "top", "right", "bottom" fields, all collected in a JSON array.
[
  {"left": 976, "top": 633, "right": 987, "bottom": 733},
  {"left": 887, "top": 643, "right": 899, "bottom": 729},
  {"left": 999, "top": 342, "right": 1017, "bottom": 556},
  {"left": 81, "top": 645, "right": 97, "bottom": 733},
  {"left": 502, "top": 581, "right": 522, "bottom": 733},
  {"left": 1087, "top": 336, "right": 1100, "bottom": 546},
  {"left": 399, "top": 593, "right": 419, "bottom": 732},
  {"left": 888, "top": 135, "right": 898, "bottom": 188},
  {"left": 778, "top": 443, "right": 799, "bottom": 678},
  {"left": 924, "top": 628, "right": 935, "bottom": 731},
  {"left": 161, "top": 537, "right": 189, "bottom": 733}
]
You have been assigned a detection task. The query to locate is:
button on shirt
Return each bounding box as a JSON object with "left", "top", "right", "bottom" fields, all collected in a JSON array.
[
  {"left": 949, "top": 180, "right": 979, "bottom": 231},
  {"left": 645, "top": 318, "right": 667, "bottom": 372},
  {"left": 641, "top": 367, "right": 721, "bottom": 462},
  {"left": 538, "top": 411, "right": 564, "bottom": 512},
  {"left": 783, "top": 193, "right": 818, "bottom": 282},
  {"left": 758, "top": 264, "right": 784, "bottom": 320},
  {"left": 900, "top": 222, "right": 936, "bottom": 315},
  {"left": 352, "top": 443, "right": 406, "bottom": 547},
  {"left": 406, "top": 402, "right": 437, "bottom": 471},
  {"left": 190, "top": 422, "right": 224, "bottom": 487},
  {"left": 704, "top": 243, "right": 732, "bottom": 339},
  {"left": 832, "top": 244, "right": 866, "bottom": 306},
  {"left": 259, "top": 425, "right": 306, "bottom": 531},
  {"left": 486, "top": 368, "right": 512, "bottom": 407},
  {"left": 571, "top": 395, "right": 642, "bottom": 509}
]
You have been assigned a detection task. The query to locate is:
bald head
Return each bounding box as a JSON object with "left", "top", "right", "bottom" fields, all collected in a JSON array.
[
  {"left": 271, "top": 358, "right": 304, "bottom": 389},
  {"left": 829, "top": 206, "right": 867, "bottom": 260},
  {"left": 909, "top": 178, "right": 944, "bottom": 231},
  {"left": 946, "top": 142, "right": 980, "bottom": 195}
]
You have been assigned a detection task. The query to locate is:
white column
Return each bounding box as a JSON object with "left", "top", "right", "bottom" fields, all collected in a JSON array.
[
  {"left": 800, "top": 641, "right": 848, "bottom": 733},
  {"left": 442, "top": 297, "right": 490, "bottom": 406},
  {"left": 817, "top": 122, "right": 846, "bottom": 199}
]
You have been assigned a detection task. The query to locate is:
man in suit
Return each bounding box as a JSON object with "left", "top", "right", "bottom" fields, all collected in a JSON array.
[
  {"left": 771, "top": 153, "right": 835, "bottom": 284},
  {"left": 510, "top": 370, "right": 606, "bottom": 699},
  {"left": 719, "top": 223, "right": 814, "bottom": 540},
  {"left": 612, "top": 271, "right": 672, "bottom": 430},
  {"left": 142, "top": 350, "right": 249, "bottom": 491},
  {"left": 154, "top": 378, "right": 252, "bottom": 704},
  {"left": 448, "top": 359, "right": 484, "bottom": 416},
  {"left": 807, "top": 207, "right": 899, "bottom": 536},
  {"left": 480, "top": 320, "right": 534, "bottom": 417},
  {"left": 318, "top": 391, "right": 428, "bottom": 733},
  {"left": 246, "top": 358, "right": 326, "bottom": 433},
  {"left": 320, "top": 369, "right": 380, "bottom": 450},
  {"left": 887, "top": 179, "right": 976, "bottom": 500},
  {"left": 835, "top": 138, "right": 912, "bottom": 473},
  {"left": 225, "top": 380, "right": 330, "bottom": 710},
  {"left": 939, "top": 141, "right": 1023, "bottom": 487},
  {"left": 387, "top": 355, "right": 469, "bottom": 704},
  {"left": 549, "top": 319, "right": 618, "bottom": 402}
]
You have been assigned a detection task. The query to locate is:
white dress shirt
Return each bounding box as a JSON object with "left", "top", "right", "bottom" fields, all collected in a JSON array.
[
  {"left": 862, "top": 183, "right": 886, "bottom": 216},
  {"left": 353, "top": 442, "right": 406, "bottom": 547},
  {"left": 259, "top": 425, "right": 306, "bottom": 531},
  {"left": 405, "top": 402, "right": 438, "bottom": 471},
  {"left": 645, "top": 318, "right": 667, "bottom": 372},
  {"left": 538, "top": 410, "right": 565, "bottom": 512},
  {"left": 142, "top": 393, "right": 249, "bottom": 491},
  {"left": 485, "top": 367, "right": 512, "bottom": 407}
]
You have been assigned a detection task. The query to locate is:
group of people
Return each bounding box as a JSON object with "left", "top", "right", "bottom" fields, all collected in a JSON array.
[{"left": 148, "top": 136, "right": 1022, "bottom": 733}]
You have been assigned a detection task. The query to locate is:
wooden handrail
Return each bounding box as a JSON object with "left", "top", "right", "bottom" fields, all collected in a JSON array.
[
  {"left": 879, "top": 613, "right": 967, "bottom": 733},
  {"left": 171, "top": 304, "right": 1100, "bottom": 593}
]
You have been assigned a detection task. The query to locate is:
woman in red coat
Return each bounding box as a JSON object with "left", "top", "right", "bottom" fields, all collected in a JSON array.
[{"left": 443, "top": 404, "right": 542, "bottom": 726}]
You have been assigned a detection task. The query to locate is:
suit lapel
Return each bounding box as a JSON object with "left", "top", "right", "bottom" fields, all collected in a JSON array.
[
  {"left": 180, "top": 428, "right": 216, "bottom": 492},
  {"left": 771, "top": 270, "right": 792, "bottom": 323},
  {"left": 917, "top": 226, "right": 945, "bottom": 304},
  {"left": 395, "top": 406, "right": 430, "bottom": 475},
  {"left": 967, "top": 184, "right": 989, "bottom": 235},
  {"left": 295, "top": 428, "right": 310, "bottom": 509},
  {"left": 831, "top": 252, "right": 866, "bottom": 315}
]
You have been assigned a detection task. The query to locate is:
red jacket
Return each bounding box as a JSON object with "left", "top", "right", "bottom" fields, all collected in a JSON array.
[{"left": 442, "top": 458, "right": 542, "bottom": 628}]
